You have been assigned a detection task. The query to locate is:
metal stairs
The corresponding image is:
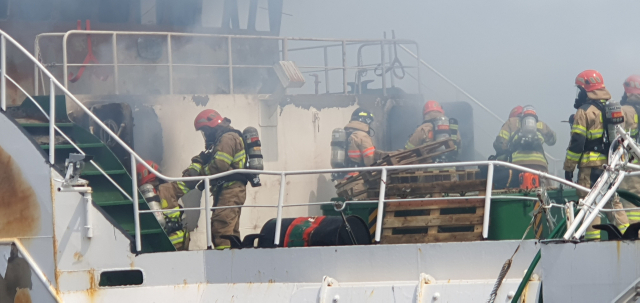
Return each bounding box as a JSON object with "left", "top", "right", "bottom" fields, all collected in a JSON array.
[{"left": 9, "top": 95, "right": 175, "bottom": 253}]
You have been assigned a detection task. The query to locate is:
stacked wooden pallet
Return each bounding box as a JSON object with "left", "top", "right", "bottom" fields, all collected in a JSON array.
[{"left": 381, "top": 198, "right": 485, "bottom": 244}]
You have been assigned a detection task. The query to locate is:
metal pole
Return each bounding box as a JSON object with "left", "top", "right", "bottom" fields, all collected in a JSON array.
[
  {"left": 84, "top": 191, "right": 93, "bottom": 238},
  {"left": 415, "top": 44, "right": 422, "bottom": 94},
  {"left": 573, "top": 172, "right": 625, "bottom": 240},
  {"left": 167, "top": 34, "right": 173, "bottom": 94},
  {"left": 34, "top": 38, "right": 39, "bottom": 96},
  {"left": 204, "top": 178, "right": 213, "bottom": 249},
  {"left": 131, "top": 156, "right": 142, "bottom": 252},
  {"left": 323, "top": 46, "right": 329, "bottom": 94},
  {"left": 112, "top": 33, "right": 118, "bottom": 94},
  {"left": 388, "top": 35, "right": 395, "bottom": 88},
  {"left": 342, "top": 40, "right": 347, "bottom": 94},
  {"left": 274, "top": 172, "right": 286, "bottom": 246},
  {"left": 1, "top": 35, "right": 5, "bottom": 111},
  {"left": 374, "top": 168, "right": 388, "bottom": 242},
  {"left": 282, "top": 38, "right": 288, "bottom": 60},
  {"left": 228, "top": 36, "right": 234, "bottom": 94},
  {"left": 483, "top": 163, "right": 494, "bottom": 239},
  {"left": 48, "top": 79, "right": 55, "bottom": 164},
  {"left": 380, "top": 41, "right": 386, "bottom": 96}
]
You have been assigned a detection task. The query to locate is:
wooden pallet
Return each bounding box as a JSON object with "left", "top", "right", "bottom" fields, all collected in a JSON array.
[
  {"left": 381, "top": 198, "right": 484, "bottom": 244},
  {"left": 367, "top": 179, "right": 487, "bottom": 199},
  {"left": 387, "top": 169, "right": 479, "bottom": 184}
]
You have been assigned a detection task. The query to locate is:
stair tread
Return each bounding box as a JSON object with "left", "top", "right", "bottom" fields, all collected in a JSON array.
[
  {"left": 20, "top": 123, "right": 75, "bottom": 127},
  {"left": 81, "top": 169, "right": 128, "bottom": 176},
  {"left": 96, "top": 200, "right": 146, "bottom": 207},
  {"left": 40, "top": 143, "right": 105, "bottom": 149}
]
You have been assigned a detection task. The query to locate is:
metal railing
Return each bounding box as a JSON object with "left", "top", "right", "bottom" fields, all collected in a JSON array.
[
  {"left": 1, "top": 29, "right": 594, "bottom": 253},
  {"left": 0, "top": 238, "right": 62, "bottom": 302},
  {"left": 34, "top": 31, "right": 421, "bottom": 96}
]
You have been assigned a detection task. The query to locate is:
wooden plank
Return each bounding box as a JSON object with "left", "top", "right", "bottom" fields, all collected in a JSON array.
[
  {"left": 381, "top": 231, "right": 483, "bottom": 244},
  {"left": 382, "top": 214, "right": 483, "bottom": 228},
  {"left": 385, "top": 198, "right": 485, "bottom": 211},
  {"left": 381, "top": 179, "right": 487, "bottom": 196}
]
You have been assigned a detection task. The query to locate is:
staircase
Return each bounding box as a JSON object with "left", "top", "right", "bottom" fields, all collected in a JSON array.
[{"left": 10, "top": 95, "right": 175, "bottom": 253}]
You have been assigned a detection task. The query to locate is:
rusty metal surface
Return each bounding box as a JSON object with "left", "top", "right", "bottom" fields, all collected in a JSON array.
[{"left": 0, "top": 145, "right": 41, "bottom": 238}]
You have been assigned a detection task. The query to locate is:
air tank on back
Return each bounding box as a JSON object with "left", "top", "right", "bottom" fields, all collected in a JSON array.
[
  {"left": 331, "top": 128, "right": 347, "bottom": 168},
  {"left": 605, "top": 100, "right": 624, "bottom": 144},
  {"left": 242, "top": 127, "right": 263, "bottom": 170},
  {"left": 139, "top": 183, "right": 166, "bottom": 228},
  {"left": 519, "top": 105, "right": 539, "bottom": 149}
]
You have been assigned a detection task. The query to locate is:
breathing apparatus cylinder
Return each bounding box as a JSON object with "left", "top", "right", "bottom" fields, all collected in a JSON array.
[
  {"left": 518, "top": 106, "right": 540, "bottom": 150},
  {"left": 330, "top": 128, "right": 347, "bottom": 168},
  {"left": 139, "top": 183, "right": 166, "bottom": 228},
  {"left": 605, "top": 100, "right": 624, "bottom": 144},
  {"left": 242, "top": 127, "right": 263, "bottom": 187},
  {"left": 432, "top": 116, "right": 451, "bottom": 141}
]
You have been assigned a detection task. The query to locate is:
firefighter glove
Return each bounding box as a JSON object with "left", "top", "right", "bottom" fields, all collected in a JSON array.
[{"left": 564, "top": 171, "right": 574, "bottom": 182}]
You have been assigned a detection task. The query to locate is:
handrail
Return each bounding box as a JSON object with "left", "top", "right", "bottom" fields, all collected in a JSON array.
[
  {"left": 34, "top": 30, "right": 420, "bottom": 96},
  {"left": 0, "top": 238, "right": 62, "bottom": 302},
  {"left": 3, "top": 30, "right": 590, "bottom": 252}
]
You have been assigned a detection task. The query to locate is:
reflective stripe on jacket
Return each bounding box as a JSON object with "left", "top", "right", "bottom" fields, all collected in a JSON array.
[
  {"left": 564, "top": 99, "right": 609, "bottom": 171},
  {"left": 493, "top": 117, "right": 556, "bottom": 168}
]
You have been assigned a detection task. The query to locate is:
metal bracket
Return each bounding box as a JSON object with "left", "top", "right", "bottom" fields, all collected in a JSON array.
[
  {"left": 319, "top": 276, "right": 339, "bottom": 303},
  {"left": 415, "top": 273, "right": 436, "bottom": 303}
]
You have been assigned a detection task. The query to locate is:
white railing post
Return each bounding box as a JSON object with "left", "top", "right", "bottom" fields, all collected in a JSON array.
[
  {"left": 274, "top": 172, "right": 286, "bottom": 246},
  {"left": 167, "top": 34, "right": 173, "bottom": 94},
  {"left": 374, "top": 168, "right": 387, "bottom": 243},
  {"left": 48, "top": 79, "right": 55, "bottom": 164},
  {"left": 573, "top": 173, "right": 625, "bottom": 240},
  {"left": 228, "top": 36, "right": 234, "bottom": 94},
  {"left": 204, "top": 178, "right": 213, "bottom": 249},
  {"left": 379, "top": 41, "right": 386, "bottom": 96},
  {"left": 483, "top": 163, "right": 494, "bottom": 239},
  {"left": 1, "top": 35, "right": 5, "bottom": 111},
  {"left": 131, "top": 156, "right": 142, "bottom": 252},
  {"left": 112, "top": 33, "right": 119, "bottom": 94},
  {"left": 342, "top": 40, "right": 347, "bottom": 94}
]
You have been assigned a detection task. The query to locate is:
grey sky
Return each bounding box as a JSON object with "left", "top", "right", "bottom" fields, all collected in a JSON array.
[{"left": 281, "top": 0, "right": 640, "bottom": 166}]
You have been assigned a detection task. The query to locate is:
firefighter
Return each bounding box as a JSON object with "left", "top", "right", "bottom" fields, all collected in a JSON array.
[
  {"left": 405, "top": 100, "right": 461, "bottom": 155},
  {"left": 564, "top": 70, "right": 629, "bottom": 240},
  {"left": 620, "top": 75, "right": 640, "bottom": 223},
  {"left": 136, "top": 160, "right": 190, "bottom": 250},
  {"left": 492, "top": 105, "right": 557, "bottom": 172},
  {"left": 194, "top": 109, "right": 247, "bottom": 249},
  {"left": 344, "top": 108, "right": 384, "bottom": 177}
]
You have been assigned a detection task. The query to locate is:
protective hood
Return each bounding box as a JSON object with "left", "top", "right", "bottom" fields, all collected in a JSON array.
[
  {"left": 625, "top": 93, "right": 640, "bottom": 105},
  {"left": 205, "top": 119, "right": 233, "bottom": 146},
  {"left": 424, "top": 111, "right": 444, "bottom": 121},
  {"left": 344, "top": 120, "right": 370, "bottom": 133},
  {"left": 586, "top": 88, "right": 612, "bottom": 101}
]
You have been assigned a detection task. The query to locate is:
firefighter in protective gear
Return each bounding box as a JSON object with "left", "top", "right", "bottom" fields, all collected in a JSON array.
[
  {"left": 493, "top": 105, "right": 557, "bottom": 172},
  {"left": 344, "top": 108, "right": 386, "bottom": 175},
  {"left": 136, "top": 160, "right": 190, "bottom": 250},
  {"left": 194, "top": 109, "right": 247, "bottom": 249},
  {"left": 620, "top": 75, "right": 640, "bottom": 223},
  {"left": 564, "top": 70, "right": 629, "bottom": 240},
  {"left": 405, "top": 100, "right": 462, "bottom": 152}
]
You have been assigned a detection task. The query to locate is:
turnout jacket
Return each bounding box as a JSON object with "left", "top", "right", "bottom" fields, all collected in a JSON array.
[
  {"left": 405, "top": 111, "right": 461, "bottom": 150},
  {"left": 493, "top": 117, "right": 556, "bottom": 168}
]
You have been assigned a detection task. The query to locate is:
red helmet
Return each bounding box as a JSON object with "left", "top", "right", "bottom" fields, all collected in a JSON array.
[
  {"left": 624, "top": 75, "right": 640, "bottom": 95},
  {"left": 423, "top": 100, "right": 444, "bottom": 115},
  {"left": 136, "top": 160, "right": 160, "bottom": 185},
  {"left": 194, "top": 109, "right": 223, "bottom": 131},
  {"left": 575, "top": 70, "right": 605, "bottom": 92},
  {"left": 509, "top": 106, "right": 523, "bottom": 118}
]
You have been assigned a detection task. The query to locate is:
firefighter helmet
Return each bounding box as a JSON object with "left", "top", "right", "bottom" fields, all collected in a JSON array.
[
  {"left": 575, "top": 70, "right": 605, "bottom": 92},
  {"left": 509, "top": 106, "right": 523, "bottom": 118},
  {"left": 194, "top": 109, "right": 224, "bottom": 130},
  {"left": 351, "top": 108, "right": 374, "bottom": 125},
  {"left": 624, "top": 75, "right": 640, "bottom": 95},
  {"left": 423, "top": 100, "right": 444, "bottom": 115},
  {"left": 136, "top": 160, "right": 160, "bottom": 185}
]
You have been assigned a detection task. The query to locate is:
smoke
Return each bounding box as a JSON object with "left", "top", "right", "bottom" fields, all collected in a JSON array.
[{"left": 281, "top": 0, "right": 640, "bottom": 167}]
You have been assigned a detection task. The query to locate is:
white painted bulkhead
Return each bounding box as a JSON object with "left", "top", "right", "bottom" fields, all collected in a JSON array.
[{"left": 72, "top": 93, "right": 398, "bottom": 249}]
